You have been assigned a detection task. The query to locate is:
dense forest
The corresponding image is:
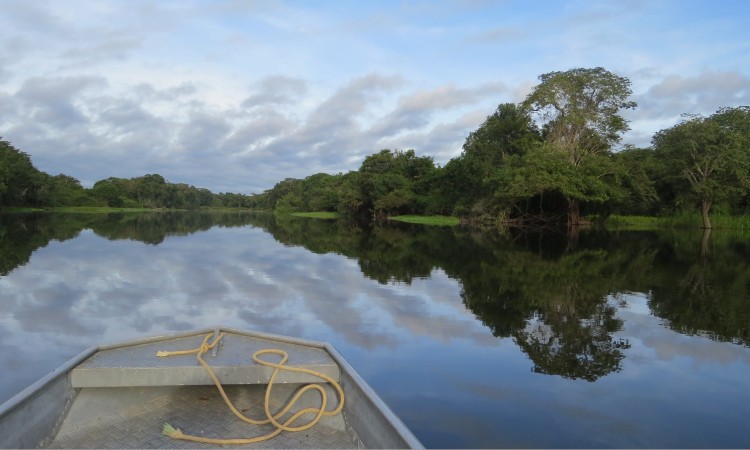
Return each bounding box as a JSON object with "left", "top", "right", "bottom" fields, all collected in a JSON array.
[
  {"left": 0, "top": 142, "right": 256, "bottom": 210},
  {"left": 3, "top": 67, "right": 749, "bottom": 228},
  {"left": 257, "top": 68, "right": 750, "bottom": 229}
]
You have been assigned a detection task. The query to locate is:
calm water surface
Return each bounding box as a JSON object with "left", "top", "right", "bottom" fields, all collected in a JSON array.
[{"left": 1, "top": 212, "right": 749, "bottom": 448}]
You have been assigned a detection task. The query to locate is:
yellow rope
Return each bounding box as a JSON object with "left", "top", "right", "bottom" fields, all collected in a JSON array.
[{"left": 155, "top": 332, "right": 345, "bottom": 445}]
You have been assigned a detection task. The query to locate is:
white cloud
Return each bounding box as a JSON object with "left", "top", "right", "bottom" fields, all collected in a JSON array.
[
  {"left": 620, "top": 69, "right": 750, "bottom": 147},
  {"left": 371, "top": 82, "right": 507, "bottom": 138},
  {"left": 242, "top": 76, "right": 308, "bottom": 108},
  {"left": 642, "top": 70, "right": 750, "bottom": 116},
  {"left": 177, "top": 112, "right": 232, "bottom": 154},
  {"left": 14, "top": 76, "right": 106, "bottom": 129},
  {"left": 0, "top": 0, "right": 748, "bottom": 191}
]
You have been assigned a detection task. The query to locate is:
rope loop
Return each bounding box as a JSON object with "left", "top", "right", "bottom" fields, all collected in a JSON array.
[{"left": 156, "top": 332, "right": 345, "bottom": 445}]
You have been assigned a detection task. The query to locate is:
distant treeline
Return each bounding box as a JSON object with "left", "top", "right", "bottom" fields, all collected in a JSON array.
[
  {"left": 3, "top": 67, "right": 749, "bottom": 227},
  {"left": 253, "top": 68, "right": 750, "bottom": 229},
  {"left": 0, "top": 140, "right": 257, "bottom": 210}
]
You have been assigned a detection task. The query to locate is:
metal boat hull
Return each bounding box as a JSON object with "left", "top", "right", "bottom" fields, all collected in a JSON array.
[{"left": 0, "top": 327, "right": 422, "bottom": 449}]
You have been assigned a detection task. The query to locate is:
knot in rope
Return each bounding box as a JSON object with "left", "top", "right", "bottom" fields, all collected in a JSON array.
[{"left": 156, "top": 332, "right": 223, "bottom": 358}]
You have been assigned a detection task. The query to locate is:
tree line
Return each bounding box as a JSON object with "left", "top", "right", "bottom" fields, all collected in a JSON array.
[
  {"left": 0, "top": 140, "right": 256, "bottom": 210},
  {"left": 4, "top": 67, "right": 749, "bottom": 226},
  {"left": 256, "top": 67, "right": 750, "bottom": 228}
]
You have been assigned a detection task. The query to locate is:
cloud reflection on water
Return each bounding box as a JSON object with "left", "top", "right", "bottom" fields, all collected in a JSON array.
[
  {"left": 2, "top": 217, "right": 750, "bottom": 448},
  {"left": 0, "top": 224, "right": 486, "bottom": 404}
]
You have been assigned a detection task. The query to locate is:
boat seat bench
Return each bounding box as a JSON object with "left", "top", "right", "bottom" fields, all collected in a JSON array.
[{"left": 71, "top": 333, "right": 340, "bottom": 388}]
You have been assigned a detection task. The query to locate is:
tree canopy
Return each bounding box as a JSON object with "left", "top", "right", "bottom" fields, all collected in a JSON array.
[
  {"left": 0, "top": 139, "right": 255, "bottom": 210},
  {"left": 4, "top": 67, "right": 749, "bottom": 227},
  {"left": 518, "top": 67, "right": 637, "bottom": 226},
  {"left": 652, "top": 106, "right": 750, "bottom": 228},
  {"left": 523, "top": 67, "right": 636, "bottom": 164}
]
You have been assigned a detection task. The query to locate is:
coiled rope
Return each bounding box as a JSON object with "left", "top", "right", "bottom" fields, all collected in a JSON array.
[{"left": 156, "top": 332, "right": 345, "bottom": 445}]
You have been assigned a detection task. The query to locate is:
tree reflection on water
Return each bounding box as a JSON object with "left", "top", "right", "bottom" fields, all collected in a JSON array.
[{"left": 2, "top": 211, "right": 749, "bottom": 382}]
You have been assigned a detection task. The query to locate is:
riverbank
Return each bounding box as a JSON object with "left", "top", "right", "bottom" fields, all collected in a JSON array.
[
  {"left": 605, "top": 214, "right": 750, "bottom": 230},
  {"left": 388, "top": 215, "right": 460, "bottom": 226},
  {"left": 289, "top": 212, "right": 340, "bottom": 219},
  {"left": 0, "top": 206, "right": 254, "bottom": 214}
]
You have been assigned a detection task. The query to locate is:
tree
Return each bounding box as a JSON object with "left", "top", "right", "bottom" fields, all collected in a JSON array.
[
  {"left": 335, "top": 171, "right": 364, "bottom": 216},
  {"left": 463, "top": 103, "right": 540, "bottom": 166},
  {"left": 0, "top": 139, "right": 46, "bottom": 206},
  {"left": 45, "top": 174, "right": 93, "bottom": 206},
  {"left": 522, "top": 67, "right": 637, "bottom": 226},
  {"left": 301, "top": 173, "right": 339, "bottom": 212},
  {"left": 133, "top": 174, "right": 167, "bottom": 208},
  {"left": 92, "top": 179, "right": 125, "bottom": 207},
  {"left": 492, "top": 143, "right": 627, "bottom": 224},
  {"left": 453, "top": 104, "right": 541, "bottom": 218},
  {"left": 652, "top": 106, "right": 750, "bottom": 228},
  {"left": 610, "top": 147, "right": 660, "bottom": 216},
  {"left": 357, "top": 149, "right": 435, "bottom": 217},
  {"left": 266, "top": 178, "right": 303, "bottom": 211}
]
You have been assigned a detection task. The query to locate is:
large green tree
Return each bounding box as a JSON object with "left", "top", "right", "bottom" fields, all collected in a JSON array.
[
  {"left": 454, "top": 103, "right": 541, "bottom": 219},
  {"left": 0, "top": 139, "right": 47, "bottom": 207},
  {"left": 521, "top": 67, "right": 637, "bottom": 226},
  {"left": 357, "top": 149, "right": 435, "bottom": 217},
  {"left": 610, "top": 147, "right": 661, "bottom": 216},
  {"left": 652, "top": 106, "right": 750, "bottom": 228},
  {"left": 463, "top": 103, "right": 541, "bottom": 166},
  {"left": 492, "top": 143, "right": 627, "bottom": 224},
  {"left": 43, "top": 174, "right": 93, "bottom": 206}
]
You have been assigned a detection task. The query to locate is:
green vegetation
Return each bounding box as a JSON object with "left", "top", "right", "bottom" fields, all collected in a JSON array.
[
  {"left": 652, "top": 107, "right": 750, "bottom": 228},
  {"left": 254, "top": 69, "right": 749, "bottom": 228},
  {"left": 289, "top": 212, "right": 340, "bottom": 219},
  {"left": 0, "top": 207, "right": 47, "bottom": 213},
  {"left": 47, "top": 206, "right": 157, "bottom": 213},
  {"left": 604, "top": 215, "right": 661, "bottom": 230},
  {"left": 712, "top": 215, "right": 750, "bottom": 230},
  {"left": 0, "top": 140, "right": 258, "bottom": 211},
  {"left": 4, "top": 67, "right": 749, "bottom": 228},
  {"left": 607, "top": 214, "right": 750, "bottom": 231},
  {"left": 518, "top": 67, "right": 637, "bottom": 227},
  {"left": 389, "top": 215, "right": 460, "bottom": 226},
  {"left": 656, "top": 213, "right": 750, "bottom": 230}
]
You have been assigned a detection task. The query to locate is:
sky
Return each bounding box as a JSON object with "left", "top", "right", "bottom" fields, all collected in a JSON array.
[{"left": 1, "top": 0, "right": 749, "bottom": 195}]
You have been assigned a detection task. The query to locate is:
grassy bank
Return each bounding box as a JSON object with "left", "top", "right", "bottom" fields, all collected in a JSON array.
[
  {"left": 606, "top": 214, "right": 750, "bottom": 231},
  {"left": 289, "top": 211, "right": 340, "bottom": 219},
  {"left": 604, "top": 215, "right": 661, "bottom": 230},
  {"left": 0, "top": 206, "right": 47, "bottom": 213},
  {"left": 1, "top": 206, "right": 258, "bottom": 214},
  {"left": 389, "top": 215, "right": 460, "bottom": 226},
  {"left": 0, "top": 206, "right": 154, "bottom": 213},
  {"left": 52, "top": 206, "right": 157, "bottom": 213},
  {"left": 659, "top": 213, "right": 750, "bottom": 230}
]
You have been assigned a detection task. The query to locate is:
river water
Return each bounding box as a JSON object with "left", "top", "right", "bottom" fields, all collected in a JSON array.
[{"left": 1, "top": 211, "right": 749, "bottom": 448}]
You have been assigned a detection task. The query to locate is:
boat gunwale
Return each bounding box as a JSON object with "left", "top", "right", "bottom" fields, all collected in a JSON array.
[
  {"left": 323, "top": 341, "right": 423, "bottom": 449},
  {"left": 0, "top": 325, "right": 424, "bottom": 449},
  {"left": 0, "top": 346, "right": 94, "bottom": 419}
]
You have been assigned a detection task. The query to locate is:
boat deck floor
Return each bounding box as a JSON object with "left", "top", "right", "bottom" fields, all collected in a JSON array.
[{"left": 46, "top": 384, "right": 361, "bottom": 449}]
